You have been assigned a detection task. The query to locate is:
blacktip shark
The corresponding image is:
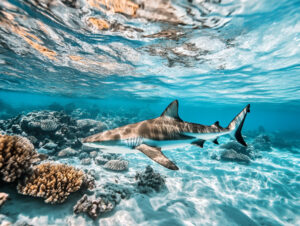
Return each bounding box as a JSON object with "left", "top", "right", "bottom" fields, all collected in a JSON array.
[{"left": 83, "top": 100, "right": 250, "bottom": 170}]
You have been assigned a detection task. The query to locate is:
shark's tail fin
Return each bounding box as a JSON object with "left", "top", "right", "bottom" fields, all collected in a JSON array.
[{"left": 227, "top": 104, "right": 250, "bottom": 146}]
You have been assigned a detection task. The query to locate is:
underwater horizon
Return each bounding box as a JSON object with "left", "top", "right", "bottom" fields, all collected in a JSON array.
[{"left": 0, "top": 0, "right": 300, "bottom": 225}]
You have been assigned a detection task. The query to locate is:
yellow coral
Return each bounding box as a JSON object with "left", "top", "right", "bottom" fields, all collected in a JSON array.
[
  {"left": 0, "top": 192, "right": 9, "bottom": 208},
  {"left": 17, "top": 162, "right": 85, "bottom": 204},
  {"left": 88, "top": 17, "right": 110, "bottom": 30},
  {"left": 0, "top": 135, "right": 37, "bottom": 182},
  {"left": 87, "top": 0, "right": 139, "bottom": 16}
]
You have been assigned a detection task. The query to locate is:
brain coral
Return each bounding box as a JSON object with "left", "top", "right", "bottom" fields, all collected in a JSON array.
[
  {"left": 40, "top": 119, "right": 58, "bottom": 132},
  {"left": 17, "top": 162, "right": 85, "bottom": 204},
  {"left": 0, "top": 135, "right": 37, "bottom": 182},
  {"left": 103, "top": 160, "right": 129, "bottom": 171}
]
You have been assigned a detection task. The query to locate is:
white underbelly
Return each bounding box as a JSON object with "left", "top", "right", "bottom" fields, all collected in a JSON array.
[
  {"left": 83, "top": 143, "right": 139, "bottom": 154},
  {"left": 184, "top": 132, "right": 229, "bottom": 140},
  {"left": 143, "top": 138, "right": 196, "bottom": 150}
]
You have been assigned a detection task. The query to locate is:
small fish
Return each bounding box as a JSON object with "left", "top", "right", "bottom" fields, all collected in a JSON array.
[{"left": 83, "top": 100, "right": 250, "bottom": 170}]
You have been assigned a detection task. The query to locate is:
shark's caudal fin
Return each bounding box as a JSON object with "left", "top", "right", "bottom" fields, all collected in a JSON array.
[{"left": 227, "top": 104, "right": 250, "bottom": 146}]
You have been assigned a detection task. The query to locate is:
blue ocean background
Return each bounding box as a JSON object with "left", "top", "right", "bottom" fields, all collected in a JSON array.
[{"left": 0, "top": 0, "right": 300, "bottom": 225}]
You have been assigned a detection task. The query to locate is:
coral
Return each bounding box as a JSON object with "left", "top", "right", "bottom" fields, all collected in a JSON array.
[
  {"left": 81, "top": 158, "right": 92, "bottom": 165},
  {"left": 40, "top": 120, "right": 58, "bottom": 132},
  {"left": 17, "top": 162, "right": 85, "bottom": 204},
  {"left": 74, "top": 181, "right": 132, "bottom": 219},
  {"left": 95, "top": 156, "right": 108, "bottom": 165},
  {"left": 73, "top": 194, "right": 115, "bottom": 219},
  {"left": 89, "top": 151, "right": 98, "bottom": 158},
  {"left": 100, "top": 183, "right": 132, "bottom": 200},
  {"left": 76, "top": 119, "right": 105, "bottom": 134},
  {"left": 57, "top": 147, "right": 77, "bottom": 157},
  {"left": 135, "top": 166, "right": 165, "bottom": 193},
  {"left": 42, "top": 142, "right": 57, "bottom": 150},
  {"left": 0, "top": 135, "right": 38, "bottom": 182},
  {"left": 0, "top": 213, "right": 12, "bottom": 226},
  {"left": 88, "top": 17, "right": 110, "bottom": 30},
  {"left": 82, "top": 173, "right": 96, "bottom": 190},
  {"left": 79, "top": 152, "right": 89, "bottom": 160},
  {"left": 0, "top": 192, "right": 9, "bottom": 208},
  {"left": 103, "top": 160, "right": 128, "bottom": 171}
]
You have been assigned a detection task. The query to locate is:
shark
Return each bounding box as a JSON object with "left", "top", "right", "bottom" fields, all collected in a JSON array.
[{"left": 83, "top": 100, "right": 250, "bottom": 170}]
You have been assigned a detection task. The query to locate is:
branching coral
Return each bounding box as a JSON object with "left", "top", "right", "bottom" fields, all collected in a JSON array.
[
  {"left": 17, "top": 162, "right": 85, "bottom": 204},
  {"left": 0, "top": 192, "right": 9, "bottom": 208},
  {"left": 0, "top": 135, "right": 37, "bottom": 182}
]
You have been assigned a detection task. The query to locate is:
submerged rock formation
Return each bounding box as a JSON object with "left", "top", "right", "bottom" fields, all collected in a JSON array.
[
  {"left": 220, "top": 149, "right": 251, "bottom": 163},
  {"left": 135, "top": 166, "right": 166, "bottom": 193},
  {"left": 0, "top": 135, "right": 38, "bottom": 182},
  {"left": 17, "top": 162, "right": 86, "bottom": 204},
  {"left": 252, "top": 134, "right": 272, "bottom": 151}
]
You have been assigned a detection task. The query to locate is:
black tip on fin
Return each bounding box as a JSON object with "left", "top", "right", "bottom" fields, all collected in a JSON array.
[
  {"left": 235, "top": 115, "right": 248, "bottom": 146},
  {"left": 191, "top": 139, "right": 205, "bottom": 148},
  {"left": 213, "top": 138, "right": 219, "bottom": 145},
  {"left": 246, "top": 104, "right": 250, "bottom": 113},
  {"left": 213, "top": 121, "right": 220, "bottom": 128},
  {"left": 235, "top": 132, "right": 247, "bottom": 146}
]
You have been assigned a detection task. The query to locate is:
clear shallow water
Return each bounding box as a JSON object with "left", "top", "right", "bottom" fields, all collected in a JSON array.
[{"left": 0, "top": 0, "right": 300, "bottom": 225}]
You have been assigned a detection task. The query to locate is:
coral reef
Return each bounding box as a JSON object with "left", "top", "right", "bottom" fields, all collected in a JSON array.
[
  {"left": 0, "top": 192, "right": 9, "bottom": 208},
  {"left": 17, "top": 162, "right": 85, "bottom": 204},
  {"left": 74, "top": 182, "right": 132, "bottom": 219},
  {"left": 0, "top": 110, "right": 106, "bottom": 152},
  {"left": 103, "top": 160, "right": 129, "bottom": 171},
  {"left": 135, "top": 166, "right": 166, "bottom": 193},
  {"left": 73, "top": 194, "right": 115, "bottom": 219},
  {"left": 76, "top": 119, "right": 106, "bottom": 134},
  {"left": 0, "top": 135, "right": 38, "bottom": 182}
]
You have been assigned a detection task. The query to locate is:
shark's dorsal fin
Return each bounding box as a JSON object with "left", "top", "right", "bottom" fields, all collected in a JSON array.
[
  {"left": 212, "top": 121, "right": 220, "bottom": 128},
  {"left": 161, "top": 100, "right": 182, "bottom": 121}
]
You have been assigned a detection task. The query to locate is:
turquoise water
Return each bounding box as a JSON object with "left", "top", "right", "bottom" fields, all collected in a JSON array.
[{"left": 0, "top": 0, "right": 300, "bottom": 225}]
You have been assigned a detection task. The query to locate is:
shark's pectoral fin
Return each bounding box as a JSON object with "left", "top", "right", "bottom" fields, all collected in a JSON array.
[
  {"left": 191, "top": 139, "right": 205, "bottom": 148},
  {"left": 136, "top": 144, "right": 179, "bottom": 170}
]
